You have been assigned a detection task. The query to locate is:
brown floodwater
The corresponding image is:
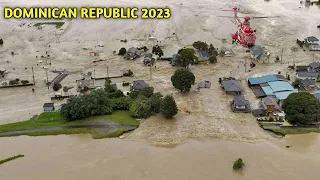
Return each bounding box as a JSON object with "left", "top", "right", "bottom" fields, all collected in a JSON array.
[{"left": 1, "top": 134, "right": 320, "bottom": 180}]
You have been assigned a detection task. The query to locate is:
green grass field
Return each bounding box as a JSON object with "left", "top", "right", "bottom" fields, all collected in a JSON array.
[
  {"left": 34, "top": 22, "right": 65, "bottom": 29},
  {"left": 0, "top": 111, "right": 139, "bottom": 138}
]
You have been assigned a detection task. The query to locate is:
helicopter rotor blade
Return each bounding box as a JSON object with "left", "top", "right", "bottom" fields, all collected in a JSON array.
[{"left": 251, "top": 16, "right": 281, "bottom": 19}]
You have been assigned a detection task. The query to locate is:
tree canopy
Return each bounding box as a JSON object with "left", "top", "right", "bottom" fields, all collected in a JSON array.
[
  {"left": 171, "top": 69, "right": 195, "bottom": 92},
  {"left": 152, "top": 45, "right": 164, "bottom": 57},
  {"left": 176, "top": 48, "right": 198, "bottom": 69},
  {"left": 282, "top": 92, "right": 320, "bottom": 125},
  {"left": 208, "top": 44, "right": 218, "bottom": 56},
  {"left": 129, "top": 96, "right": 152, "bottom": 118},
  {"left": 160, "top": 95, "right": 178, "bottom": 118},
  {"left": 118, "top": 47, "right": 126, "bottom": 55},
  {"left": 61, "top": 89, "right": 114, "bottom": 121},
  {"left": 150, "top": 92, "right": 163, "bottom": 113},
  {"left": 192, "top": 41, "right": 208, "bottom": 51},
  {"left": 53, "top": 83, "right": 62, "bottom": 91}
]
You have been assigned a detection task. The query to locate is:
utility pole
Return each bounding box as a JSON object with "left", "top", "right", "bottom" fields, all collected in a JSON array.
[
  {"left": 280, "top": 48, "right": 284, "bottom": 63},
  {"left": 93, "top": 69, "right": 96, "bottom": 87},
  {"left": 107, "top": 66, "right": 109, "bottom": 78},
  {"left": 46, "top": 69, "right": 49, "bottom": 90},
  {"left": 32, "top": 67, "right": 35, "bottom": 85}
]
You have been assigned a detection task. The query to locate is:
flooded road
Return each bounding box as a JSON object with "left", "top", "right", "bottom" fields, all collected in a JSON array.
[{"left": 1, "top": 134, "right": 320, "bottom": 180}]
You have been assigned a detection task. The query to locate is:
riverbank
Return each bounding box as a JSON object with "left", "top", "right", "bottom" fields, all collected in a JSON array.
[
  {"left": 0, "top": 110, "right": 139, "bottom": 138},
  {"left": 258, "top": 122, "right": 320, "bottom": 136}
]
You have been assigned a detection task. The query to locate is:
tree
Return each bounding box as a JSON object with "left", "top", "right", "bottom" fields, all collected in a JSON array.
[
  {"left": 60, "top": 89, "right": 114, "bottom": 121},
  {"left": 129, "top": 87, "right": 154, "bottom": 99},
  {"left": 150, "top": 92, "right": 163, "bottom": 113},
  {"left": 0, "top": 39, "right": 3, "bottom": 45},
  {"left": 233, "top": 158, "right": 245, "bottom": 170},
  {"left": 118, "top": 47, "right": 126, "bottom": 55},
  {"left": 171, "top": 69, "right": 195, "bottom": 92},
  {"left": 108, "top": 89, "right": 124, "bottom": 98},
  {"left": 292, "top": 78, "right": 301, "bottom": 88},
  {"left": 9, "top": 80, "right": 18, "bottom": 85},
  {"left": 282, "top": 92, "right": 320, "bottom": 125},
  {"left": 209, "top": 55, "right": 217, "bottom": 63},
  {"left": 105, "top": 79, "right": 117, "bottom": 93},
  {"left": 160, "top": 95, "right": 178, "bottom": 118},
  {"left": 176, "top": 48, "right": 197, "bottom": 69},
  {"left": 53, "top": 83, "right": 62, "bottom": 91},
  {"left": 129, "top": 96, "right": 152, "bottom": 118},
  {"left": 192, "top": 41, "right": 208, "bottom": 51},
  {"left": 208, "top": 44, "right": 218, "bottom": 56},
  {"left": 112, "top": 96, "right": 132, "bottom": 110},
  {"left": 21, "top": 80, "right": 29, "bottom": 85},
  {"left": 15, "top": 78, "right": 20, "bottom": 82}
]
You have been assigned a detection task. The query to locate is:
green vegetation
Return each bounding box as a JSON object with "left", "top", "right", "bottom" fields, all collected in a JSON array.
[
  {"left": 152, "top": 45, "right": 164, "bottom": 57},
  {"left": 171, "top": 69, "right": 195, "bottom": 92},
  {"left": 176, "top": 48, "right": 198, "bottom": 69},
  {"left": 193, "top": 41, "right": 208, "bottom": 51},
  {"left": 0, "top": 111, "right": 138, "bottom": 135},
  {"left": 0, "top": 154, "right": 24, "bottom": 165},
  {"left": 130, "top": 96, "right": 152, "bottom": 118},
  {"left": 258, "top": 122, "right": 283, "bottom": 126},
  {"left": 53, "top": 82, "right": 62, "bottom": 91},
  {"left": 160, "top": 95, "right": 178, "bottom": 118},
  {"left": 268, "top": 128, "right": 320, "bottom": 136},
  {"left": 34, "top": 22, "right": 65, "bottom": 29},
  {"left": 233, "top": 158, "right": 245, "bottom": 170},
  {"left": 292, "top": 78, "right": 301, "bottom": 88},
  {"left": 209, "top": 55, "right": 217, "bottom": 63},
  {"left": 282, "top": 92, "right": 320, "bottom": 125},
  {"left": 61, "top": 89, "right": 114, "bottom": 121},
  {"left": 21, "top": 80, "right": 29, "bottom": 85},
  {"left": 118, "top": 47, "right": 126, "bottom": 55}
]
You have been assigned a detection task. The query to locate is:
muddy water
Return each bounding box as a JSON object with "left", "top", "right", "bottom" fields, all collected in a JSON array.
[{"left": 1, "top": 134, "right": 320, "bottom": 180}]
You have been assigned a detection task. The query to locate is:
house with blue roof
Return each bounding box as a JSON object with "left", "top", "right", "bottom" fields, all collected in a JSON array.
[{"left": 248, "top": 75, "right": 279, "bottom": 86}]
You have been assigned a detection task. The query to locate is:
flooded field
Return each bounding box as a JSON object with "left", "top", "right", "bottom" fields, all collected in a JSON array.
[{"left": 1, "top": 134, "right": 320, "bottom": 180}]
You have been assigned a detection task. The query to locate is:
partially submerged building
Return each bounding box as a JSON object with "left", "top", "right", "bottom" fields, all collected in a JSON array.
[
  {"left": 198, "top": 81, "right": 211, "bottom": 89},
  {"left": 250, "top": 45, "right": 265, "bottom": 62},
  {"left": 230, "top": 95, "right": 251, "bottom": 113},
  {"left": 304, "top": 36, "right": 320, "bottom": 51},
  {"left": 143, "top": 53, "right": 155, "bottom": 66},
  {"left": 124, "top": 47, "right": 143, "bottom": 60},
  {"left": 197, "top": 51, "right": 210, "bottom": 64},
  {"left": 76, "top": 79, "right": 95, "bottom": 90},
  {"left": 296, "top": 62, "right": 320, "bottom": 81},
  {"left": 130, "top": 80, "right": 149, "bottom": 91},
  {"left": 221, "top": 80, "right": 242, "bottom": 95},
  {"left": 299, "top": 79, "right": 318, "bottom": 92}
]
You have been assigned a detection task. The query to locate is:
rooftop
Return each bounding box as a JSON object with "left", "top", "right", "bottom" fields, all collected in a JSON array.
[
  {"left": 233, "top": 95, "right": 249, "bottom": 106},
  {"left": 300, "top": 78, "right": 317, "bottom": 88},
  {"left": 267, "top": 81, "right": 294, "bottom": 92},
  {"left": 309, "top": 62, "right": 320, "bottom": 69},
  {"left": 43, "top": 103, "right": 54, "bottom": 107},
  {"left": 221, "top": 80, "right": 242, "bottom": 92},
  {"left": 306, "top": 36, "right": 319, "bottom": 42},
  {"left": 198, "top": 81, "right": 211, "bottom": 88},
  {"left": 274, "top": 90, "right": 298, "bottom": 100},
  {"left": 132, "top": 80, "right": 149, "bottom": 90},
  {"left": 248, "top": 75, "right": 279, "bottom": 86},
  {"left": 297, "top": 71, "right": 319, "bottom": 78},
  {"left": 199, "top": 51, "right": 210, "bottom": 58}
]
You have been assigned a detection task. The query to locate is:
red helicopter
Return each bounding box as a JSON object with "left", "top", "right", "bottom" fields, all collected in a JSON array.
[{"left": 219, "top": 7, "right": 279, "bottom": 48}]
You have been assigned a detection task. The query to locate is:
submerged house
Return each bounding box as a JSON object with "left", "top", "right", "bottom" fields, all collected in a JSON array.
[
  {"left": 221, "top": 80, "right": 242, "bottom": 95},
  {"left": 124, "top": 47, "right": 143, "bottom": 60},
  {"left": 197, "top": 51, "right": 210, "bottom": 64},
  {"left": 299, "top": 78, "right": 318, "bottom": 92},
  {"left": 143, "top": 53, "right": 155, "bottom": 66},
  {"left": 304, "top": 36, "right": 320, "bottom": 51},
  {"left": 230, "top": 95, "right": 251, "bottom": 113},
  {"left": 250, "top": 45, "right": 265, "bottom": 62},
  {"left": 130, "top": 80, "right": 149, "bottom": 91},
  {"left": 198, "top": 81, "right": 211, "bottom": 89}
]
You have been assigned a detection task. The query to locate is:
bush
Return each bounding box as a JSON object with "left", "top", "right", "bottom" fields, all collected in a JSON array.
[
  {"left": 122, "top": 82, "right": 130, "bottom": 86},
  {"left": 209, "top": 55, "right": 217, "bottom": 63},
  {"left": 0, "top": 39, "right": 3, "bottom": 45},
  {"left": 118, "top": 47, "right": 126, "bottom": 55},
  {"left": 233, "top": 158, "right": 245, "bottom": 170},
  {"left": 108, "top": 89, "right": 125, "bottom": 98},
  {"left": 292, "top": 79, "right": 301, "bottom": 88},
  {"left": 123, "top": 69, "right": 133, "bottom": 76},
  {"left": 21, "top": 80, "right": 29, "bottom": 85},
  {"left": 1, "top": 82, "right": 8, "bottom": 86},
  {"left": 192, "top": 41, "right": 208, "bottom": 51},
  {"left": 129, "top": 87, "right": 154, "bottom": 99},
  {"left": 150, "top": 92, "right": 163, "bottom": 113},
  {"left": 53, "top": 83, "right": 62, "bottom": 91},
  {"left": 15, "top": 78, "right": 20, "bottom": 82},
  {"left": 9, "top": 80, "right": 18, "bottom": 85}
]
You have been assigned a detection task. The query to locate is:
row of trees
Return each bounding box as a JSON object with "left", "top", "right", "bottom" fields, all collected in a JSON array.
[{"left": 60, "top": 79, "right": 178, "bottom": 121}]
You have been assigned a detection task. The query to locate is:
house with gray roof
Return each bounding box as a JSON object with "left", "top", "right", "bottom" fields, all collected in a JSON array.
[
  {"left": 296, "top": 71, "right": 319, "bottom": 81},
  {"left": 221, "top": 80, "right": 242, "bottom": 95},
  {"left": 124, "top": 47, "right": 143, "bottom": 60},
  {"left": 250, "top": 45, "right": 265, "bottom": 61},
  {"left": 304, "top": 36, "right": 320, "bottom": 51},
  {"left": 198, "top": 51, "right": 210, "bottom": 63},
  {"left": 130, "top": 80, "right": 149, "bottom": 91},
  {"left": 230, "top": 95, "right": 251, "bottom": 113},
  {"left": 308, "top": 62, "right": 320, "bottom": 72},
  {"left": 299, "top": 79, "right": 318, "bottom": 91}
]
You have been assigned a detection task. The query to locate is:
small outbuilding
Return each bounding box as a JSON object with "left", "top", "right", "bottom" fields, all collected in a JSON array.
[
  {"left": 198, "top": 81, "right": 211, "bottom": 89},
  {"left": 198, "top": 51, "right": 210, "bottom": 64},
  {"left": 43, "top": 103, "right": 55, "bottom": 112},
  {"left": 250, "top": 45, "right": 265, "bottom": 61}
]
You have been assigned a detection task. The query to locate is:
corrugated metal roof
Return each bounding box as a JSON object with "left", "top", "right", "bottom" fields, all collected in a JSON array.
[
  {"left": 248, "top": 75, "right": 279, "bottom": 85},
  {"left": 274, "top": 90, "right": 298, "bottom": 100},
  {"left": 261, "top": 86, "right": 274, "bottom": 96},
  {"left": 267, "top": 81, "right": 294, "bottom": 92},
  {"left": 297, "top": 71, "right": 319, "bottom": 78},
  {"left": 221, "top": 80, "right": 242, "bottom": 92}
]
